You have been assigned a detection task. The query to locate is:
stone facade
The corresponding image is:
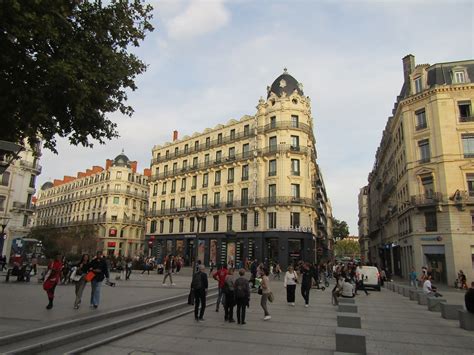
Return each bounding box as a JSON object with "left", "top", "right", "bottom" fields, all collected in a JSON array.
[
  {"left": 35, "top": 153, "right": 149, "bottom": 256},
  {"left": 366, "top": 55, "right": 474, "bottom": 285},
  {"left": 147, "top": 70, "right": 331, "bottom": 268},
  {"left": 358, "top": 186, "right": 369, "bottom": 261}
]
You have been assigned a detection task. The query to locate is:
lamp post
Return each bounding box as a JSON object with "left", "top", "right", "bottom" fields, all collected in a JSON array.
[{"left": 0, "top": 216, "right": 11, "bottom": 257}]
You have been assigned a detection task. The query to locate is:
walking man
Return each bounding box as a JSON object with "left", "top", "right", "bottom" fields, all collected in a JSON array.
[
  {"left": 162, "top": 255, "right": 175, "bottom": 286},
  {"left": 213, "top": 264, "right": 228, "bottom": 312},
  {"left": 191, "top": 264, "right": 208, "bottom": 321},
  {"left": 234, "top": 268, "right": 250, "bottom": 325},
  {"left": 89, "top": 251, "right": 109, "bottom": 309}
]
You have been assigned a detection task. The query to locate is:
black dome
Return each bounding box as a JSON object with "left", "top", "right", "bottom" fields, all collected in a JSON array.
[
  {"left": 113, "top": 152, "right": 130, "bottom": 167},
  {"left": 267, "top": 69, "right": 304, "bottom": 98},
  {"left": 41, "top": 181, "right": 54, "bottom": 190}
]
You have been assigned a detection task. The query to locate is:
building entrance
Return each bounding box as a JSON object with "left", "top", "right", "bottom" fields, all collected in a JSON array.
[
  {"left": 266, "top": 238, "right": 279, "bottom": 264},
  {"left": 288, "top": 239, "right": 302, "bottom": 266},
  {"left": 423, "top": 245, "right": 447, "bottom": 284}
]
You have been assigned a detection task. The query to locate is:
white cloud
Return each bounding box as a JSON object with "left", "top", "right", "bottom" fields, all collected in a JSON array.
[{"left": 166, "top": 0, "right": 230, "bottom": 40}]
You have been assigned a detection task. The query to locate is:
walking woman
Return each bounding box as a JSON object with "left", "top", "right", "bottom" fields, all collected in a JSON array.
[
  {"left": 260, "top": 267, "right": 272, "bottom": 320},
  {"left": 43, "top": 254, "right": 63, "bottom": 309},
  {"left": 234, "top": 269, "right": 250, "bottom": 325},
  {"left": 73, "top": 254, "right": 90, "bottom": 309},
  {"left": 284, "top": 265, "right": 298, "bottom": 306}
]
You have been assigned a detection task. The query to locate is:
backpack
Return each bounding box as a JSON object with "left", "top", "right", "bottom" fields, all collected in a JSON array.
[
  {"left": 235, "top": 283, "right": 246, "bottom": 298},
  {"left": 191, "top": 272, "right": 203, "bottom": 290}
]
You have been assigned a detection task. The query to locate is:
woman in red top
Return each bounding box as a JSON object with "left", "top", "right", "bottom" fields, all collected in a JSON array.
[{"left": 43, "top": 254, "right": 63, "bottom": 309}]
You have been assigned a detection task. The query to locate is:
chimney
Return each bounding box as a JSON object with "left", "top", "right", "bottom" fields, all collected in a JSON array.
[
  {"left": 173, "top": 130, "right": 178, "bottom": 141},
  {"left": 402, "top": 54, "right": 415, "bottom": 83}
]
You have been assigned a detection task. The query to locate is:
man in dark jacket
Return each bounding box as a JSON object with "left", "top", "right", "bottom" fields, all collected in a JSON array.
[
  {"left": 192, "top": 264, "right": 209, "bottom": 321},
  {"left": 89, "top": 251, "right": 109, "bottom": 309},
  {"left": 300, "top": 262, "right": 317, "bottom": 307},
  {"left": 250, "top": 259, "right": 258, "bottom": 288},
  {"left": 466, "top": 282, "right": 474, "bottom": 313},
  {"left": 234, "top": 268, "right": 250, "bottom": 325}
]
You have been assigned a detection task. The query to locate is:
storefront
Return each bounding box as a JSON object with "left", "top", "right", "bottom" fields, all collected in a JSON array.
[
  {"left": 145, "top": 231, "right": 316, "bottom": 269},
  {"left": 422, "top": 244, "right": 446, "bottom": 284}
]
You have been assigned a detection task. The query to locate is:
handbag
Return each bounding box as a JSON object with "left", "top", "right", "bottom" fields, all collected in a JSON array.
[
  {"left": 188, "top": 289, "right": 195, "bottom": 305},
  {"left": 85, "top": 271, "right": 96, "bottom": 282},
  {"left": 268, "top": 292, "right": 274, "bottom": 303}
]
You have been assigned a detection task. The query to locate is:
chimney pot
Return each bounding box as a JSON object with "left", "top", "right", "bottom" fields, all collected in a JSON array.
[{"left": 173, "top": 130, "right": 178, "bottom": 141}]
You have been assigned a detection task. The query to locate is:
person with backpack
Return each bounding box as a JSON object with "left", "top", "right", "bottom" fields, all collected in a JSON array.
[
  {"left": 223, "top": 268, "right": 236, "bottom": 322},
  {"left": 191, "top": 264, "right": 208, "bottom": 321},
  {"left": 234, "top": 268, "right": 250, "bottom": 325},
  {"left": 212, "top": 264, "right": 228, "bottom": 312}
]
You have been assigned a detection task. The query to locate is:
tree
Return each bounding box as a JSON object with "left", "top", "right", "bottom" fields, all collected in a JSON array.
[
  {"left": 332, "top": 218, "right": 349, "bottom": 241},
  {"left": 0, "top": 0, "right": 154, "bottom": 153},
  {"left": 334, "top": 239, "right": 360, "bottom": 258}
]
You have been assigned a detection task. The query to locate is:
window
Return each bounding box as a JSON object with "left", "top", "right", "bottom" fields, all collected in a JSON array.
[
  {"left": 414, "top": 76, "right": 422, "bottom": 93},
  {"left": 159, "top": 220, "right": 164, "bottom": 233},
  {"left": 163, "top": 165, "right": 168, "bottom": 176},
  {"left": 191, "top": 195, "right": 196, "bottom": 207},
  {"left": 216, "top": 150, "right": 222, "bottom": 163},
  {"left": 242, "top": 165, "right": 249, "bottom": 181},
  {"left": 269, "top": 136, "right": 277, "bottom": 151},
  {"left": 415, "top": 109, "right": 427, "bottom": 130},
  {"left": 205, "top": 137, "right": 210, "bottom": 148},
  {"left": 241, "top": 213, "right": 248, "bottom": 230},
  {"left": 213, "top": 215, "right": 219, "bottom": 231},
  {"left": 170, "top": 199, "right": 175, "bottom": 210},
  {"left": 203, "top": 173, "right": 209, "bottom": 187},
  {"left": 244, "top": 124, "right": 250, "bottom": 136},
  {"left": 175, "top": 147, "right": 179, "bottom": 156},
  {"left": 194, "top": 140, "right": 199, "bottom": 151},
  {"left": 29, "top": 174, "right": 35, "bottom": 188},
  {"left": 291, "top": 115, "right": 299, "bottom": 128},
  {"left": 454, "top": 71, "right": 466, "bottom": 84},
  {"left": 241, "top": 188, "right": 249, "bottom": 206},
  {"left": 421, "top": 175, "right": 434, "bottom": 198},
  {"left": 169, "top": 180, "right": 175, "bottom": 193},
  {"left": 0, "top": 172, "right": 10, "bottom": 186},
  {"left": 116, "top": 171, "right": 122, "bottom": 179},
  {"left": 23, "top": 215, "right": 28, "bottom": 227},
  {"left": 150, "top": 221, "right": 157, "bottom": 233},
  {"left": 204, "top": 154, "right": 210, "bottom": 166},
  {"left": 268, "top": 184, "right": 276, "bottom": 203},
  {"left": 190, "top": 218, "right": 195, "bottom": 232},
  {"left": 213, "top": 192, "right": 220, "bottom": 207},
  {"left": 169, "top": 219, "right": 174, "bottom": 233},
  {"left": 459, "top": 101, "right": 472, "bottom": 122},
  {"left": 290, "top": 212, "right": 300, "bottom": 228},
  {"left": 268, "top": 212, "right": 277, "bottom": 229},
  {"left": 418, "top": 139, "right": 430, "bottom": 163},
  {"left": 291, "top": 159, "right": 300, "bottom": 176},
  {"left": 254, "top": 211, "right": 259, "bottom": 227},
  {"left": 424, "top": 210, "right": 437, "bottom": 232},
  {"left": 228, "top": 147, "right": 235, "bottom": 160},
  {"left": 180, "top": 197, "right": 185, "bottom": 208},
  {"left": 182, "top": 160, "right": 188, "bottom": 170},
  {"left": 467, "top": 174, "right": 474, "bottom": 197},
  {"left": 291, "top": 135, "right": 300, "bottom": 150},
  {"left": 471, "top": 211, "right": 474, "bottom": 231},
  {"left": 193, "top": 157, "right": 198, "bottom": 168},
  {"left": 270, "top": 116, "right": 276, "bottom": 128},
  {"left": 172, "top": 162, "right": 177, "bottom": 173},
  {"left": 202, "top": 194, "right": 208, "bottom": 207},
  {"left": 161, "top": 200, "right": 166, "bottom": 212},
  {"left": 291, "top": 184, "right": 300, "bottom": 199},
  {"left": 111, "top": 215, "right": 118, "bottom": 222},
  {"left": 227, "top": 215, "right": 233, "bottom": 231},
  {"left": 152, "top": 201, "right": 156, "bottom": 211},
  {"left": 115, "top": 184, "right": 120, "bottom": 192},
  {"left": 462, "top": 134, "right": 474, "bottom": 157},
  {"left": 215, "top": 171, "right": 221, "bottom": 185},
  {"left": 227, "top": 190, "right": 234, "bottom": 206},
  {"left": 217, "top": 133, "right": 223, "bottom": 144},
  {"left": 200, "top": 217, "right": 206, "bottom": 232},
  {"left": 192, "top": 175, "right": 197, "bottom": 189},
  {"left": 228, "top": 168, "right": 234, "bottom": 183},
  {"left": 113, "top": 197, "right": 119, "bottom": 204},
  {"left": 181, "top": 178, "right": 186, "bottom": 191},
  {"left": 184, "top": 144, "right": 189, "bottom": 154},
  {"left": 165, "top": 150, "right": 170, "bottom": 158},
  {"left": 153, "top": 184, "right": 158, "bottom": 196},
  {"left": 242, "top": 143, "right": 250, "bottom": 158},
  {"left": 179, "top": 219, "right": 184, "bottom": 233},
  {"left": 230, "top": 129, "right": 236, "bottom": 140},
  {"left": 269, "top": 159, "right": 277, "bottom": 176}
]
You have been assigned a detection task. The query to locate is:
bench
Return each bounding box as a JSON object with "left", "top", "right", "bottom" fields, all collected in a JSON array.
[
  {"left": 336, "top": 327, "right": 367, "bottom": 354},
  {"left": 338, "top": 304, "right": 358, "bottom": 313},
  {"left": 441, "top": 304, "right": 463, "bottom": 320},
  {"left": 339, "top": 298, "right": 355, "bottom": 304},
  {"left": 337, "top": 312, "right": 362, "bottom": 329},
  {"left": 459, "top": 310, "right": 474, "bottom": 331},
  {"left": 418, "top": 293, "right": 428, "bottom": 305},
  {"left": 427, "top": 297, "right": 446, "bottom": 312}
]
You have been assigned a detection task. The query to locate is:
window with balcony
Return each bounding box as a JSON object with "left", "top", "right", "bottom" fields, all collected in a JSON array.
[
  {"left": 213, "top": 215, "right": 219, "bottom": 231},
  {"left": 170, "top": 199, "right": 175, "bottom": 211},
  {"left": 227, "top": 215, "right": 233, "bottom": 231},
  {"left": 193, "top": 157, "right": 198, "bottom": 168},
  {"left": 418, "top": 139, "right": 430, "bottom": 163},
  {"left": 227, "top": 190, "right": 234, "bottom": 206},
  {"left": 181, "top": 178, "right": 186, "bottom": 191},
  {"left": 202, "top": 194, "right": 208, "bottom": 207},
  {"left": 269, "top": 159, "right": 277, "bottom": 176},
  {"left": 191, "top": 195, "right": 196, "bottom": 207},
  {"left": 270, "top": 116, "right": 276, "bottom": 129},
  {"left": 0, "top": 172, "right": 10, "bottom": 186},
  {"left": 170, "top": 180, "right": 175, "bottom": 193},
  {"left": 290, "top": 212, "right": 300, "bottom": 228},
  {"left": 215, "top": 170, "right": 221, "bottom": 185},
  {"left": 414, "top": 76, "right": 422, "bottom": 93},
  {"left": 206, "top": 137, "right": 210, "bottom": 148},
  {"left": 459, "top": 101, "right": 472, "bottom": 122},
  {"left": 194, "top": 140, "right": 199, "bottom": 151},
  {"left": 424, "top": 210, "right": 437, "bottom": 232},
  {"left": 244, "top": 124, "right": 250, "bottom": 137},
  {"left": 161, "top": 200, "right": 166, "bottom": 212},
  {"left": 179, "top": 219, "right": 184, "bottom": 233},
  {"left": 269, "top": 136, "right": 277, "bottom": 152},
  {"left": 268, "top": 184, "right": 276, "bottom": 203},
  {"left": 291, "top": 184, "right": 300, "bottom": 200},
  {"left": 242, "top": 143, "right": 250, "bottom": 158},
  {"left": 228, "top": 168, "right": 234, "bottom": 183},
  {"left": 467, "top": 174, "right": 474, "bottom": 197},
  {"left": 184, "top": 144, "right": 189, "bottom": 154},
  {"left": 230, "top": 129, "right": 235, "bottom": 140},
  {"left": 217, "top": 133, "right": 222, "bottom": 144},
  {"left": 160, "top": 220, "right": 164, "bottom": 233},
  {"left": 291, "top": 115, "right": 299, "bottom": 128},
  {"left": 203, "top": 173, "right": 209, "bottom": 187},
  {"left": 182, "top": 160, "right": 188, "bottom": 170},
  {"left": 174, "top": 147, "right": 178, "bottom": 157},
  {"left": 268, "top": 212, "right": 277, "bottom": 229},
  {"left": 228, "top": 147, "right": 235, "bottom": 160},
  {"left": 291, "top": 135, "right": 300, "bottom": 150},
  {"left": 241, "top": 188, "right": 249, "bottom": 206},
  {"left": 163, "top": 165, "right": 168, "bottom": 176},
  {"left": 169, "top": 219, "right": 174, "bottom": 233},
  {"left": 462, "top": 134, "right": 474, "bottom": 158},
  {"left": 180, "top": 197, "right": 185, "bottom": 208},
  {"left": 242, "top": 165, "right": 249, "bottom": 181},
  {"left": 291, "top": 159, "right": 300, "bottom": 176},
  {"left": 165, "top": 150, "right": 170, "bottom": 159},
  {"left": 172, "top": 162, "right": 177, "bottom": 173},
  {"left": 415, "top": 109, "right": 427, "bottom": 130},
  {"left": 241, "top": 213, "right": 248, "bottom": 230},
  {"left": 192, "top": 175, "right": 197, "bottom": 189},
  {"left": 153, "top": 184, "right": 158, "bottom": 196},
  {"left": 204, "top": 154, "right": 210, "bottom": 166},
  {"left": 213, "top": 192, "right": 220, "bottom": 207},
  {"left": 216, "top": 151, "right": 222, "bottom": 163}
]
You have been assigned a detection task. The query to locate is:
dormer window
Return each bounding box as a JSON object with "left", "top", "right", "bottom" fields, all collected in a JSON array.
[
  {"left": 414, "top": 76, "right": 422, "bottom": 94},
  {"left": 454, "top": 71, "right": 466, "bottom": 84}
]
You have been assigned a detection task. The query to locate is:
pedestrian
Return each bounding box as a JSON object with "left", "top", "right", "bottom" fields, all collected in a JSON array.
[
  {"left": 162, "top": 255, "right": 176, "bottom": 286},
  {"left": 458, "top": 270, "right": 467, "bottom": 290},
  {"left": 31, "top": 253, "right": 38, "bottom": 275},
  {"left": 43, "top": 254, "right": 63, "bottom": 309},
  {"left": 73, "top": 254, "right": 90, "bottom": 309},
  {"left": 250, "top": 259, "right": 258, "bottom": 288},
  {"left": 176, "top": 257, "right": 182, "bottom": 273},
  {"left": 209, "top": 260, "right": 215, "bottom": 276},
  {"left": 213, "top": 264, "right": 228, "bottom": 312},
  {"left": 284, "top": 265, "right": 298, "bottom": 306},
  {"left": 341, "top": 274, "right": 355, "bottom": 298},
  {"left": 191, "top": 264, "right": 208, "bottom": 322},
  {"left": 273, "top": 263, "right": 281, "bottom": 280},
  {"left": 125, "top": 257, "right": 132, "bottom": 280},
  {"left": 465, "top": 281, "right": 474, "bottom": 313},
  {"left": 0, "top": 255, "right": 6, "bottom": 271},
  {"left": 234, "top": 268, "right": 250, "bottom": 325},
  {"left": 88, "top": 251, "right": 109, "bottom": 309},
  {"left": 300, "top": 262, "right": 317, "bottom": 307},
  {"left": 409, "top": 267, "right": 418, "bottom": 289},
  {"left": 260, "top": 267, "right": 272, "bottom": 320},
  {"left": 423, "top": 273, "right": 442, "bottom": 297},
  {"left": 223, "top": 268, "right": 236, "bottom": 322}
]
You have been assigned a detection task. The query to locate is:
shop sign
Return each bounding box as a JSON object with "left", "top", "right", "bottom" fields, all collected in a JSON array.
[
  {"left": 107, "top": 242, "right": 116, "bottom": 247},
  {"left": 270, "top": 226, "right": 313, "bottom": 233},
  {"left": 184, "top": 234, "right": 197, "bottom": 238},
  {"left": 421, "top": 236, "right": 442, "bottom": 241},
  {"left": 109, "top": 228, "right": 117, "bottom": 236}
]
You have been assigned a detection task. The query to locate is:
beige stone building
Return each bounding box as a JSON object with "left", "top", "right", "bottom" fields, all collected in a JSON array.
[
  {"left": 147, "top": 70, "right": 331, "bottom": 268},
  {"left": 367, "top": 55, "right": 474, "bottom": 285},
  {"left": 358, "top": 186, "right": 369, "bottom": 262},
  {"left": 35, "top": 153, "right": 149, "bottom": 256},
  {"left": 0, "top": 141, "right": 42, "bottom": 259}
]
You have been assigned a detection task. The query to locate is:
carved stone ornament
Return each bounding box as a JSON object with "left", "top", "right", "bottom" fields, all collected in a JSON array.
[{"left": 279, "top": 79, "right": 287, "bottom": 88}]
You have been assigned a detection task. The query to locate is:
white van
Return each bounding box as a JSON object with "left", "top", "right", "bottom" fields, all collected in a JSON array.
[{"left": 359, "top": 266, "right": 381, "bottom": 291}]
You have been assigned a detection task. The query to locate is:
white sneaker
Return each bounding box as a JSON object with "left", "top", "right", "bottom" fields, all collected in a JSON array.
[
  {"left": 291, "top": 303, "right": 295, "bottom": 306},
  {"left": 263, "top": 315, "right": 272, "bottom": 321},
  {"left": 305, "top": 304, "right": 309, "bottom": 308},
  {"left": 171, "top": 283, "right": 176, "bottom": 286},
  {"left": 162, "top": 283, "right": 167, "bottom": 286}
]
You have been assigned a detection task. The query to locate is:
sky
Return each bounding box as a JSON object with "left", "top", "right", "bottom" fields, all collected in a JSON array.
[{"left": 37, "top": 0, "right": 474, "bottom": 235}]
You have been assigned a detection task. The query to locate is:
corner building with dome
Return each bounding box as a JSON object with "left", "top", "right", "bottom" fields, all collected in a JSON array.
[{"left": 147, "top": 70, "right": 332, "bottom": 268}]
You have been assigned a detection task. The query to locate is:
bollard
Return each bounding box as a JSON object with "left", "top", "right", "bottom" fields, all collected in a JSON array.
[
  {"left": 337, "top": 312, "right": 362, "bottom": 328},
  {"left": 403, "top": 287, "right": 410, "bottom": 297},
  {"left": 339, "top": 298, "right": 355, "bottom": 304},
  {"left": 440, "top": 304, "right": 463, "bottom": 320},
  {"left": 427, "top": 297, "right": 446, "bottom": 312},
  {"left": 338, "top": 304, "right": 358, "bottom": 313},
  {"left": 459, "top": 310, "right": 474, "bottom": 331},
  {"left": 336, "top": 327, "right": 367, "bottom": 354},
  {"left": 409, "top": 289, "right": 419, "bottom": 301},
  {"left": 418, "top": 293, "right": 428, "bottom": 305}
]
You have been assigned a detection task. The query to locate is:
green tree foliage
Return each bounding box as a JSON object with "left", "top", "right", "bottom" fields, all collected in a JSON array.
[
  {"left": 0, "top": 0, "right": 154, "bottom": 152},
  {"left": 334, "top": 239, "right": 360, "bottom": 258},
  {"left": 332, "top": 218, "right": 349, "bottom": 241}
]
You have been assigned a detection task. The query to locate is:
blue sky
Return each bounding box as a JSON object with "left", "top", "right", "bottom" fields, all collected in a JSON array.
[{"left": 38, "top": 0, "right": 474, "bottom": 234}]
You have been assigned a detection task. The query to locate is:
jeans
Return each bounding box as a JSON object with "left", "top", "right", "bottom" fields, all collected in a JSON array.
[
  {"left": 224, "top": 291, "right": 235, "bottom": 320},
  {"left": 163, "top": 271, "right": 173, "bottom": 284},
  {"left": 126, "top": 268, "right": 132, "bottom": 280},
  {"left": 260, "top": 293, "right": 270, "bottom": 316},
  {"left": 236, "top": 298, "right": 247, "bottom": 323},
  {"left": 194, "top": 289, "right": 206, "bottom": 319},
  {"left": 74, "top": 278, "right": 87, "bottom": 307},
  {"left": 91, "top": 279, "right": 102, "bottom": 306},
  {"left": 216, "top": 288, "right": 225, "bottom": 310},
  {"left": 410, "top": 279, "right": 418, "bottom": 289},
  {"left": 301, "top": 286, "right": 310, "bottom": 305},
  {"left": 286, "top": 284, "right": 296, "bottom": 303}
]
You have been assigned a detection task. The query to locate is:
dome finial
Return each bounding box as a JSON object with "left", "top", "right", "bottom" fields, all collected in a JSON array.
[
  {"left": 283, "top": 67, "right": 288, "bottom": 73},
  {"left": 121, "top": 148, "right": 124, "bottom": 154}
]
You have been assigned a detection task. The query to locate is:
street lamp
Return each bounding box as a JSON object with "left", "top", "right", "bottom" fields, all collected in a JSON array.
[
  {"left": 0, "top": 215, "right": 11, "bottom": 257},
  {"left": 0, "top": 140, "right": 24, "bottom": 174}
]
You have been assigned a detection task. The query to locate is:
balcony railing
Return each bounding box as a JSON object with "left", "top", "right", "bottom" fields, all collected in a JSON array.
[
  {"left": 20, "top": 160, "right": 42, "bottom": 174},
  {"left": 410, "top": 192, "right": 443, "bottom": 206},
  {"left": 12, "top": 201, "right": 35, "bottom": 212},
  {"left": 459, "top": 115, "right": 474, "bottom": 123}
]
